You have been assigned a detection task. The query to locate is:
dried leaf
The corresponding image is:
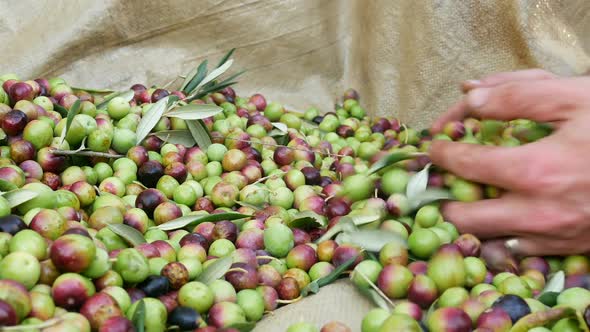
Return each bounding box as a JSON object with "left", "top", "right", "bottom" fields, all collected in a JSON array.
[
  {"left": 154, "top": 212, "right": 251, "bottom": 231},
  {"left": 131, "top": 299, "right": 146, "bottom": 332},
  {"left": 165, "top": 104, "right": 222, "bottom": 120},
  {"left": 186, "top": 120, "right": 212, "bottom": 149},
  {"left": 2, "top": 189, "right": 39, "bottom": 208},
  {"left": 135, "top": 96, "right": 169, "bottom": 145},
  {"left": 153, "top": 130, "right": 196, "bottom": 147},
  {"left": 341, "top": 229, "right": 407, "bottom": 252},
  {"left": 409, "top": 188, "right": 455, "bottom": 210},
  {"left": 197, "top": 255, "right": 233, "bottom": 284},
  {"left": 96, "top": 90, "right": 135, "bottom": 110},
  {"left": 286, "top": 211, "right": 327, "bottom": 230},
  {"left": 406, "top": 163, "right": 431, "bottom": 201},
  {"left": 107, "top": 224, "right": 146, "bottom": 246}
]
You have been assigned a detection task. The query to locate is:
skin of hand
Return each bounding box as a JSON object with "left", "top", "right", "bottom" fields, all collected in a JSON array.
[{"left": 428, "top": 69, "right": 590, "bottom": 256}]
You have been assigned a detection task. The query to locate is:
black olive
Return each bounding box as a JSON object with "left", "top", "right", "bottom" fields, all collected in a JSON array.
[
  {"left": 168, "top": 306, "right": 199, "bottom": 330},
  {"left": 0, "top": 215, "right": 27, "bottom": 235},
  {"left": 137, "top": 275, "right": 170, "bottom": 298}
]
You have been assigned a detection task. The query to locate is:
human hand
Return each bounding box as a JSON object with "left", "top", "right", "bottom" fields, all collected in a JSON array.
[{"left": 428, "top": 69, "right": 590, "bottom": 256}]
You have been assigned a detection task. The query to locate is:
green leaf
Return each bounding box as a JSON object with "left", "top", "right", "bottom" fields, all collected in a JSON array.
[
  {"left": 60, "top": 99, "right": 81, "bottom": 143},
  {"left": 216, "top": 48, "right": 236, "bottom": 68},
  {"left": 537, "top": 292, "right": 559, "bottom": 307},
  {"left": 0, "top": 179, "right": 17, "bottom": 192},
  {"left": 339, "top": 229, "right": 407, "bottom": 252},
  {"left": 154, "top": 212, "right": 252, "bottom": 231},
  {"left": 72, "top": 87, "right": 115, "bottom": 94},
  {"left": 194, "top": 59, "right": 234, "bottom": 92},
  {"left": 52, "top": 103, "right": 68, "bottom": 117},
  {"left": 234, "top": 200, "right": 262, "bottom": 211},
  {"left": 96, "top": 90, "right": 135, "bottom": 110},
  {"left": 286, "top": 211, "right": 328, "bottom": 230},
  {"left": 2, "top": 189, "right": 38, "bottom": 208},
  {"left": 406, "top": 163, "right": 431, "bottom": 201},
  {"left": 314, "top": 214, "right": 381, "bottom": 243},
  {"left": 227, "top": 322, "right": 256, "bottom": 332},
  {"left": 165, "top": 104, "right": 222, "bottom": 120},
  {"left": 131, "top": 299, "right": 146, "bottom": 332},
  {"left": 357, "top": 287, "right": 391, "bottom": 312},
  {"left": 367, "top": 151, "right": 423, "bottom": 174},
  {"left": 271, "top": 122, "right": 288, "bottom": 133},
  {"left": 409, "top": 188, "right": 455, "bottom": 210},
  {"left": 536, "top": 270, "right": 565, "bottom": 306},
  {"left": 135, "top": 96, "right": 170, "bottom": 145},
  {"left": 197, "top": 255, "right": 233, "bottom": 284},
  {"left": 153, "top": 130, "right": 195, "bottom": 147},
  {"left": 510, "top": 306, "right": 577, "bottom": 332},
  {"left": 107, "top": 224, "right": 147, "bottom": 246},
  {"left": 189, "top": 80, "right": 239, "bottom": 101},
  {"left": 186, "top": 120, "right": 212, "bottom": 149},
  {"left": 301, "top": 255, "right": 359, "bottom": 297},
  {"left": 181, "top": 59, "right": 208, "bottom": 93}
]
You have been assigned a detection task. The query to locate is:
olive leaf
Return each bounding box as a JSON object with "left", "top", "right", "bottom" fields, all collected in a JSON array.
[
  {"left": 181, "top": 59, "right": 208, "bottom": 93},
  {"left": 234, "top": 200, "right": 262, "bottom": 211},
  {"left": 271, "top": 122, "right": 288, "bottom": 133},
  {"left": 300, "top": 255, "right": 359, "bottom": 297},
  {"left": 539, "top": 271, "right": 565, "bottom": 295},
  {"left": 227, "top": 322, "right": 256, "bottom": 332},
  {"left": 315, "top": 214, "right": 381, "bottom": 243},
  {"left": 2, "top": 189, "right": 38, "bottom": 208},
  {"left": 356, "top": 287, "right": 391, "bottom": 312},
  {"left": 164, "top": 103, "right": 222, "bottom": 120},
  {"left": 406, "top": 163, "right": 431, "bottom": 202},
  {"left": 188, "top": 80, "right": 240, "bottom": 102},
  {"left": 186, "top": 119, "right": 212, "bottom": 149},
  {"left": 60, "top": 99, "right": 81, "bottom": 144},
  {"left": 409, "top": 188, "right": 455, "bottom": 210},
  {"left": 367, "top": 151, "right": 425, "bottom": 175},
  {"left": 154, "top": 212, "right": 251, "bottom": 231},
  {"left": 536, "top": 270, "right": 565, "bottom": 306},
  {"left": 107, "top": 224, "right": 146, "bottom": 246},
  {"left": 510, "top": 306, "right": 578, "bottom": 332},
  {"left": 52, "top": 103, "right": 68, "bottom": 117},
  {"left": 96, "top": 90, "right": 135, "bottom": 111},
  {"left": 153, "top": 130, "right": 196, "bottom": 147},
  {"left": 131, "top": 299, "right": 146, "bottom": 332},
  {"left": 135, "top": 96, "right": 170, "bottom": 145},
  {"left": 216, "top": 48, "right": 236, "bottom": 68},
  {"left": 0, "top": 179, "right": 18, "bottom": 192},
  {"left": 338, "top": 229, "right": 407, "bottom": 252},
  {"left": 192, "top": 59, "right": 234, "bottom": 94},
  {"left": 197, "top": 255, "right": 233, "bottom": 284},
  {"left": 72, "top": 87, "right": 115, "bottom": 94},
  {"left": 286, "top": 211, "right": 327, "bottom": 230}
]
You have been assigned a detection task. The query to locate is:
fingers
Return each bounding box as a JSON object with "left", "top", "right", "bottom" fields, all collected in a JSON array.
[
  {"left": 463, "top": 77, "right": 590, "bottom": 123},
  {"left": 429, "top": 140, "right": 538, "bottom": 191},
  {"left": 505, "top": 237, "right": 590, "bottom": 257},
  {"left": 461, "top": 69, "right": 557, "bottom": 92},
  {"left": 441, "top": 193, "right": 535, "bottom": 239},
  {"left": 430, "top": 100, "right": 469, "bottom": 134}
]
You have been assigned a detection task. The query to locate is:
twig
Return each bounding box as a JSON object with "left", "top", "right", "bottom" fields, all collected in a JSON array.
[
  {"left": 0, "top": 318, "right": 61, "bottom": 331},
  {"left": 354, "top": 270, "right": 396, "bottom": 308},
  {"left": 50, "top": 150, "right": 124, "bottom": 159}
]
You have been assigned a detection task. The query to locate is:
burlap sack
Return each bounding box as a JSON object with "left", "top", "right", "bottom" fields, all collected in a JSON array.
[{"left": 1, "top": 1, "right": 589, "bottom": 330}]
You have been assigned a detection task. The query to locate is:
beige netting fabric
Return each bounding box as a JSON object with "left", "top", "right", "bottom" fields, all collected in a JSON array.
[{"left": 1, "top": 0, "right": 589, "bottom": 129}]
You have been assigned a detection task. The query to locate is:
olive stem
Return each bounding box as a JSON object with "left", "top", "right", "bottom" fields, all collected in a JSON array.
[
  {"left": 50, "top": 149, "right": 124, "bottom": 159},
  {"left": 252, "top": 171, "right": 286, "bottom": 185},
  {"left": 255, "top": 255, "right": 280, "bottom": 262},
  {"left": 0, "top": 318, "right": 61, "bottom": 331},
  {"left": 354, "top": 270, "right": 396, "bottom": 308}
]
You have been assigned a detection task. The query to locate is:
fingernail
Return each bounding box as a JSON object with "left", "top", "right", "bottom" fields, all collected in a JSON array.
[
  {"left": 467, "top": 88, "right": 489, "bottom": 109},
  {"left": 464, "top": 80, "right": 481, "bottom": 86}
]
